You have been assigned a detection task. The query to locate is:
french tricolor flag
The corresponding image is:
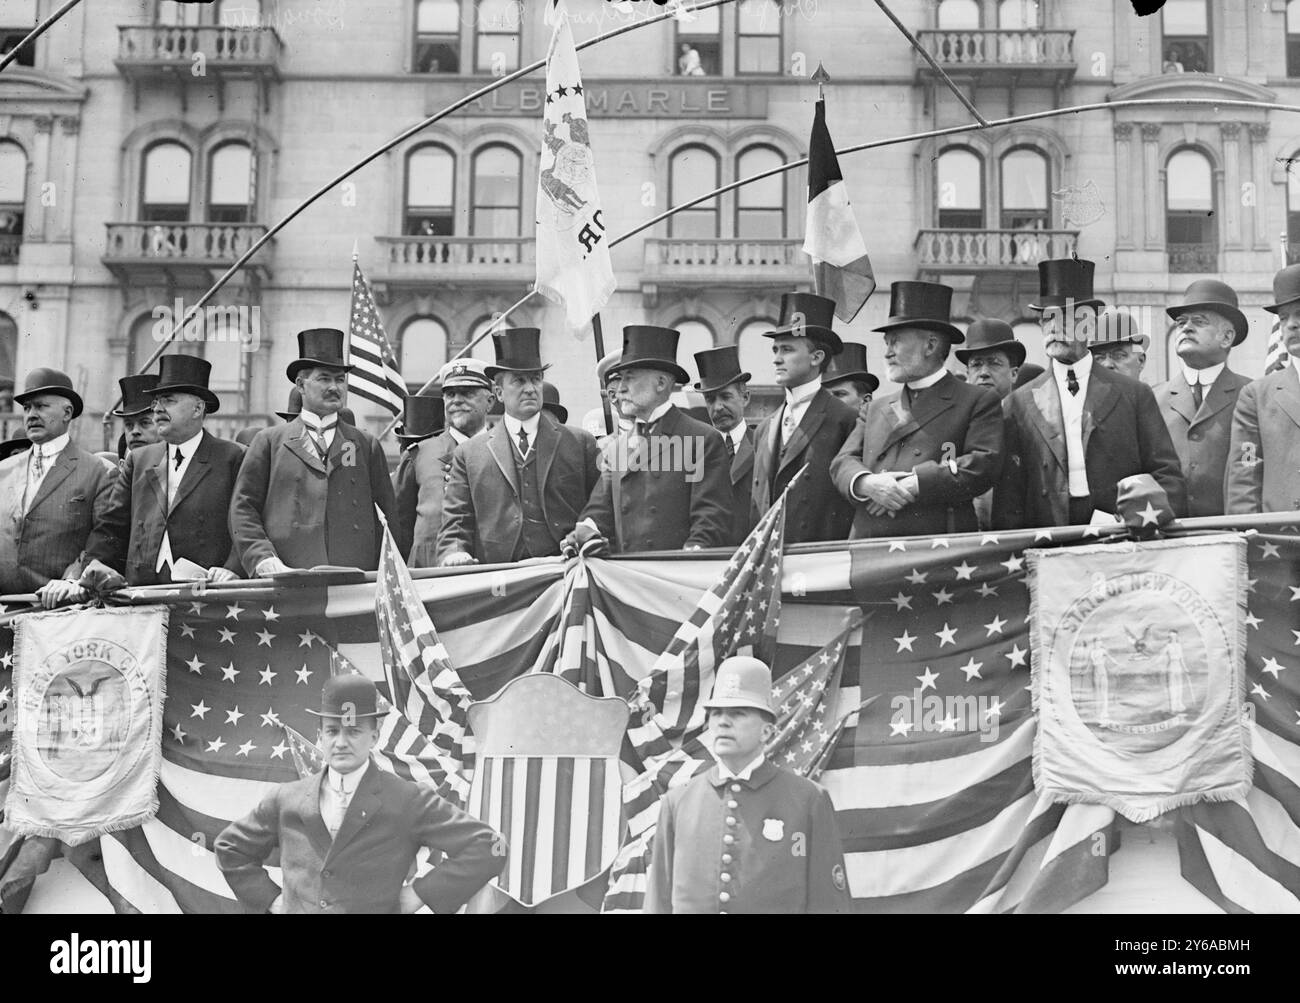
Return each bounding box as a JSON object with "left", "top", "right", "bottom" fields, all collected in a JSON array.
[{"left": 803, "top": 99, "right": 875, "bottom": 323}]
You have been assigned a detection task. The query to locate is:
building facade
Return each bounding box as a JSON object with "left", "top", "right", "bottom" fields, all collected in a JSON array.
[{"left": 0, "top": 0, "right": 1295, "bottom": 447}]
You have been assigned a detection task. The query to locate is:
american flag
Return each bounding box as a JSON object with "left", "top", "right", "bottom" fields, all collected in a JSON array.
[
  {"left": 346, "top": 260, "right": 405, "bottom": 418},
  {"left": 1265, "top": 316, "right": 1288, "bottom": 374}
]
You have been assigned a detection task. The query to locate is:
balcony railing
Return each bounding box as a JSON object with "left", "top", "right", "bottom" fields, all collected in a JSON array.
[
  {"left": 642, "top": 238, "right": 811, "bottom": 289},
  {"left": 104, "top": 222, "right": 269, "bottom": 264},
  {"left": 915, "top": 228, "right": 1079, "bottom": 271},
  {"left": 1168, "top": 243, "right": 1218, "bottom": 275},
  {"left": 373, "top": 236, "right": 536, "bottom": 287},
  {"left": 0, "top": 234, "right": 20, "bottom": 265},
  {"left": 117, "top": 25, "right": 282, "bottom": 68},
  {"left": 915, "top": 29, "right": 1076, "bottom": 67}
]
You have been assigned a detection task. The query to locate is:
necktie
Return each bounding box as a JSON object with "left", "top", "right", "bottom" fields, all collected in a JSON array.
[
  {"left": 1192, "top": 380, "right": 1204, "bottom": 410},
  {"left": 31, "top": 447, "right": 44, "bottom": 480},
  {"left": 724, "top": 435, "right": 735, "bottom": 460},
  {"left": 174, "top": 447, "right": 184, "bottom": 471},
  {"left": 1066, "top": 369, "right": 1080, "bottom": 396},
  {"left": 517, "top": 424, "right": 530, "bottom": 456}
]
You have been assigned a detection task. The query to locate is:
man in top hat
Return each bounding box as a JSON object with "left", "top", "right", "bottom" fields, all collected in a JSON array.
[
  {"left": 646, "top": 655, "right": 852, "bottom": 914},
  {"left": 230, "top": 328, "right": 397, "bottom": 575},
  {"left": 569, "top": 326, "right": 731, "bottom": 554},
  {"left": 1000, "top": 259, "right": 1185, "bottom": 528},
  {"left": 831, "top": 282, "right": 1004, "bottom": 538},
  {"left": 954, "top": 318, "right": 1025, "bottom": 530},
  {"left": 821, "top": 341, "right": 879, "bottom": 419},
  {"left": 0, "top": 367, "right": 114, "bottom": 605},
  {"left": 1153, "top": 281, "right": 1251, "bottom": 518},
  {"left": 278, "top": 386, "right": 357, "bottom": 428},
  {"left": 1088, "top": 309, "right": 1148, "bottom": 381},
  {"left": 437, "top": 329, "right": 601, "bottom": 567},
  {"left": 391, "top": 392, "right": 443, "bottom": 562},
  {"left": 82, "top": 356, "right": 245, "bottom": 586},
  {"left": 695, "top": 345, "right": 756, "bottom": 547},
  {"left": 397, "top": 358, "right": 493, "bottom": 567},
  {"left": 1227, "top": 263, "right": 1300, "bottom": 514},
  {"left": 215, "top": 674, "right": 505, "bottom": 915},
  {"left": 113, "top": 374, "right": 162, "bottom": 455},
  {"left": 752, "top": 293, "right": 858, "bottom": 543}
]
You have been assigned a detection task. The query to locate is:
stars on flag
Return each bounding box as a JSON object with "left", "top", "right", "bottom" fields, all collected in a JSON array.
[
  {"left": 932, "top": 587, "right": 954, "bottom": 606},
  {"left": 958, "top": 657, "right": 983, "bottom": 681},
  {"left": 905, "top": 568, "right": 927, "bottom": 586},
  {"left": 190, "top": 700, "right": 210, "bottom": 720},
  {"left": 263, "top": 606, "right": 280, "bottom": 622},
  {"left": 953, "top": 561, "right": 976, "bottom": 581},
  {"left": 179, "top": 623, "right": 196, "bottom": 639},
  {"left": 221, "top": 663, "right": 239, "bottom": 682},
  {"left": 1260, "top": 541, "right": 1280, "bottom": 560},
  {"left": 1261, "top": 657, "right": 1286, "bottom": 678},
  {"left": 206, "top": 736, "right": 226, "bottom": 753},
  {"left": 236, "top": 741, "right": 256, "bottom": 757},
  {"left": 1251, "top": 683, "right": 1270, "bottom": 701},
  {"left": 171, "top": 723, "right": 186, "bottom": 743},
  {"left": 895, "top": 629, "right": 916, "bottom": 653},
  {"left": 984, "top": 615, "right": 1008, "bottom": 636},
  {"left": 1245, "top": 611, "right": 1261, "bottom": 630},
  {"left": 916, "top": 666, "right": 939, "bottom": 692},
  {"left": 270, "top": 741, "right": 288, "bottom": 760},
  {"left": 225, "top": 603, "right": 245, "bottom": 621},
  {"left": 217, "top": 627, "right": 237, "bottom": 644},
  {"left": 1000, "top": 555, "right": 1025, "bottom": 575},
  {"left": 889, "top": 718, "right": 913, "bottom": 737},
  {"left": 1005, "top": 644, "right": 1028, "bottom": 668},
  {"left": 185, "top": 655, "right": 204, "bottom": 674},
  {"left": 259, "top": 708, "right": 281, "bottom": 728},
  {"left": 930, "top": 537, "right": 950, "bottom": 549},
  {"left": 259, "top": 666, "right": 277, "bottom": 685},
  {"left": 225, "top": 707, "right": 244, "bottom": 726},
  {"left": 891, "top": 592, "right": 912, "bottom": 611},
  {"left": 935, "top": 623, "right": 957, "bottom": 647},
  {"left": 888, "top": 540, "right": 907, "bottom": 553},
  {"left": 296, "top": 665, "right": 313, "bottom": 684},
  {"left": 299, "top": 630, "right": 320, "bottom": 648},
  {"left": 256, "top": 629, "right": 275, "bottom": 647},
  {"left": 977, "top": 583, "right": 999, "bottom": 599}
]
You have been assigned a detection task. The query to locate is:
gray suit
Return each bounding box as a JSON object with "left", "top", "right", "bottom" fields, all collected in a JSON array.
[
  {"left": 1154, "top": 366, "right": 1249, "bottom": 518},
  {"left": 1226, "top": 362, "right": 1300, "bottom": 514},
  {"left": 393, "top": 431, "right": 460, "bottom": 567}
]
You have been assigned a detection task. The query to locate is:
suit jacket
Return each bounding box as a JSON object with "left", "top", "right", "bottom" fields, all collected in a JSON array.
[
  {"left": 84, "top": 430, "right": 245, "bottom": 585},
  {"left": 1001, "top": 365, "right": 1187, "bottom": 528},
  {"left": 394, "top": 431, "right": 459, "bottom": 568},
  {"left": 214, "top": 761, "right": 504, "bottom": 915},
  {"left": 1154, "top": 366, "right": 1249, "bottom": 518},
  {"left": 0, "top": 441, "right": 115, "bottom": 594},
  {"left": 830, "top": 374, "right": 1003, "bottom": 538},
  {"left": 723, "top": 426, "right": 756, "bottom": 547},
  {"left": 229, "top": 417, "right": 397, "bottom": 574},
  {"left": 1226, "top": 363, "right": 1300, "bottom": 514},
  {"left": 751, "top": 388, "right": 857, "bottom": 543},
  {"left": 436, "top": 413, "right": 600, "bottom": 565},
  {"left": 580, "top": 405, "right": 731, "bottom": 553},
  {"left": 646, "top": 760, "right": 852, "bottom": 915}
]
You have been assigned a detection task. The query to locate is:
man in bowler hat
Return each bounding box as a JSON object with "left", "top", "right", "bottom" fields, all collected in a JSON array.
[
  {"left": 112, "top": 374, "right": 162, "bottom": 454},
  {"left": 230, "top": 328, "right": 397, "bottom": 575},
  {"left": 82, "top": 356, "right": 245, "bottom": 585},
  {"left": 1088, "top": 310, "right": 1148, "bottom": 381},
  {"left": 646, "top": 656, "right": 852, "bottom": 914},
  {"left": 1000, "top": 258, "right": 1185, "bottom": 528},
  {"left": 821, "top": 341, "right": 879, "bottom": 419},
  {"left": 751, "top": 293, "right": 858, "bottom": 543},
  {"left": 215, "top": 674, "right": 505, "bottom": 914},
  {"left": 391, "top": 392, "right": 443, "bottom": 561},
  {"left": 437, "top": 328, "right": 600, "bottom": 566},
  {"left": 955, "top": 318, "right": 1024, "bottom": 529},
  {"left": 832, "top": 281, "right": 1004, "bottom": 538},
  {"left": 695, "top": 345, "right": 756, "bottom": 547}
]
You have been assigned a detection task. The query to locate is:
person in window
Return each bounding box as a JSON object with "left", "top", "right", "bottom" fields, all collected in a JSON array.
[
  {"left": 1163, "top": 46, "right": 1184, "bottom": 73},
  {"left": 678, "top": 43, "right": 705, "bottom": 76}
]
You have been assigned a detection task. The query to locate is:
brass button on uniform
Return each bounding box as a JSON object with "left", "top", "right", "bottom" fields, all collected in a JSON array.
[
  {"left": 727, "top": 799, "right": 739, "bottom": 809},
  {"left": 719, "top": 891, "right": 730, "bottom": 904},
  {"left": 722, "top": 853, "right": 733, "bottom": 864},
  {"left": 723, "top": 834, "right": 735, "bottom": 845},
  {"left": 725, "top": 816, "right": 737, "bottom": 826},
  {"left": 720, "top": 873, "right": 732, "bottom": 883}
]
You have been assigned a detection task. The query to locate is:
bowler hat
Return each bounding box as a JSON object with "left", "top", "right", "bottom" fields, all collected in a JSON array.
[
  {"left": 1013, "top": 362, "right": 1045, "bottom": 389},
  {"left": 693, "top": 345, "right": 751, "bottom": 394},
  {"left": 764, "top": 292, "right": 844, "bottom": 354},
  {"left": 486, "top": 328, "right": 550, "bottom": 379},
  {"left": 396, "top": 393, "right": 444, "bottom": 444},
  {"left": 608, "top": 326, "right": 691, "bottom": 385},
  {"left": 954, "top": 319, "right": 1027, "bottom": 368},
  {"left": 1028, "top": 258, "right": 1105, "bottom": 312},
  {"left": 872, "top": 281, "right": 965, "bottom": 343},
  {"left": 304, "top": 673, "right": 385, "bottom": 720},
  {"left": 276, "top": 387, "right": 302, "bottom": 421},
  {"left": 14, "top": 367, "right": 84, "bottom": 418},
  {"left": 596, "top": 350, "right": 622, "bottom": 387},
  {"left": 286, "top": 328, "right": 353, "bottom": 381},
  {"left": 1088, "top": 310, "right": 1148, "bottom": 351},
  {"left": 148, "top": 354, "right": 221, "bottom": 413},
  {"left": 1167, "top": 279, "right": 1248, "bottom": 345},
  {"left": 1265, "top": 263, "right": 1300, "bottom": 314},
  {"left": 0, "top": 436, "right": 30, "bottom": 461},
  {"left": 540, "top": 382, "right": 567, "bottom": 424},
  {"left": 821, "top": 341, "right": 880, "bottom": 393},
  {"left": 112, "top": 374, "right": 161, "bottom": 417},
  {"left": 702, "top": 656, "right": 775, "bottom": 717},
  {"left": 438, "top": 358, "right": 493, "bottom": 391}
]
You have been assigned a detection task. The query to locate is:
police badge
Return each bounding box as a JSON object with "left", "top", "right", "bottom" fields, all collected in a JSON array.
[{"left": 762, "top": 817, "right": 785, "bottom": 841}]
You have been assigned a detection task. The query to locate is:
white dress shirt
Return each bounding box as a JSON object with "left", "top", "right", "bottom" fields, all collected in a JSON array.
[
  {"left": 905, "top": 366, "right": 949, "bottom": 395},
  {"left": 298, "top": 409, "right": 338, "bottom": 454},
  {"left": 1182, "top": 361, "right": 1224, "bottom": 401},
  {"left": 22, "top": 431, "right": 70, "bottom": 513},
  {"left": 633, "top": 399, "right": 674, "bottom": 434},
  {"left": 1292, "top": 354, "right": 1300, "bottom": 381},
  {"left": 503, "top": 412, "right": 542, "bottom": 458},
  {"left": 773, "top": 376, "right": 821, "bottom": 451},
  {"left": 725, "top": 422, "right": 747, "bottom": 454},
  {"left": 1051, "top": 352, "right": 1094, "bottom": 497},
  {"left": 320, "top": 759, "right": 370, "bottom": 838},
  {"left": 156, "top": 430, "right": 205, "bottom": 572},
  {"left": 717, "top": 752, "right": 765, "bottom": 782}
]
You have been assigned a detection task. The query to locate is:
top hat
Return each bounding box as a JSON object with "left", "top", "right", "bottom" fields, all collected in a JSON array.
[
  {"left": 485, "top": 328, "right": 550, "bottom": 379},
  {"left": 1013, "top": 362, "right": 1045, "bottom": 389},
  {"left": 396, "top": 393, "right": 445, "bottom": 444},
  {"left": 276, "top": 387, "right": 302, "bottom": 421},
  {"left": 112, "top": 374, "right": 161, "bottom": 418},
  {"left": 608, "top": 326, "right": 691, "bottom": 385},
  {"left": 540, "top": 382, "right": 567, "bottom": 424},
  {"left": 702, "top": 656, "right": 775, "bottom": 717},
  {"left": 438, "top": 358, "right": 493, "bottom": 391},
  {"left": 954, "top": 318, "right": 1027, "bottom": 368},
  {"left": 821, "top": 341, "right": 880, "bottom": 393},
  {"left": 693, "top": 345, "right": 751, "bottom": 394},
  {"left": 1028, "top": 258, "right": 1105, "bottom": 312},
  {"left": 0, "top": 436, "right": 30, "bottom": 461},
  {"left": 14, "top": 367, "right": 84, "bottom": 418},
  {"left": 1087, "top": 310, "right": 1149, "bottom": 351},
  {"left": 872, "top": 281, "right": 965, "bottom": 343},
  {"left": 1266, "top": 263, "right": 1300, "bottom": 314},
  {"left": 1166, "top": 279, "right": 1248, "bottom": 346},
  {"left": 286, "top": 328, "right": 353, "bottom": 381},
  {"left": 304, "top": 673, "right": 386, "bottom": 720},
  {"left": 596, "top": 350, "right": 622, "bottom": 386},
  {"left": 148, "top": 354, "right": 221, "bottom": 413},
  {"left": 764, "top": 292, "right": 844, "bottom": 354}
]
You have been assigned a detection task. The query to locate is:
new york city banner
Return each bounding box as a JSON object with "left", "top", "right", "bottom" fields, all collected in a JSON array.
[{"left": 0, "top": 517, "right": 1298, "bottom": 913}]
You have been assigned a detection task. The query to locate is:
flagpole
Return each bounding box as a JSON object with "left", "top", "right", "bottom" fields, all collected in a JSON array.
[
  {"left": 591, "top": 312, "right": 613, "bottom": 435},
  {"left": 0, "top": 0, "right": 81, "bottom": 74}
]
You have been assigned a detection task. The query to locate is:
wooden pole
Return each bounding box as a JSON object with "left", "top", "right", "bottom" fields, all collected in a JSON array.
[{"left": 592, "top": 313, "right": 613, "bottom": 435}]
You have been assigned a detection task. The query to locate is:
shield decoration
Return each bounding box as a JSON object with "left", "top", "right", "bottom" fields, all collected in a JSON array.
[{"left": 466, "top": 674, "right": 629, "bottom": 908}]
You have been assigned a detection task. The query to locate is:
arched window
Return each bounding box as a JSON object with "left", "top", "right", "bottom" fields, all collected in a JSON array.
[
  {"left": 1000, "top": 147, "right": 1049, "bottom": 231},
  {"left": 129, "top": 313, "right": 202, "bottom": 377},
  {"left": 735, "top": 145, "right": 785, "bottom": 240},
  {"left": 997, "top": 1, "right": 1040, "bottom": 61},
  {"left": 406, "top": 144, "right": 455, "bottom": 237},
  {"left": 0, "top": 0, "right": 36, "bottom": 67},
  {"left": 415, "top": 0, "right": 461, "bottom": 73},
  {"left": 475, "top": 0, "right": 520, "bottom": 74},
  {"left": 207, "top": 142, "right": 252, "bottom": 223},
  {"left": 737, "top": 0, "right": 781, "bottom": 75},
  {"left": 1166, "top": 148, "right": 1215, "bottom": 273},
  {"left": 673, "top": 319, "right": 716, "bottom": 371},
  {"left": 998, "top": 0, "right": 1039, "bottom": 28},
  {"left": 470, "top": 144, "right": 521, "bottom": 238},
  {"left": 675, "top": 2, "right": 720, "bottom": 75},
  {"left": 669, "top": 145, "right": 720, "bottom": 239},
  {"left": 1162, "top": 0, "right": 1209, "bottom": 73},
  {"left": 0, "top": 311, "right": 16, "bottom": 384},
  {"left": 735, "top": 318, "right": 778, "bottom": 384},
  {"left": 0, "top": 141, "right": 26, "bottom": 261},
  {"left": 217, "top": 0, "right": 261, "bottom": 28},
  {"left": 937, "top": 147, "right": 983, "bottom": 229},
  {"left": 141, "top": 142, "right": 192, "bottom": 222},
  {"left": 399, "top": 316, "right": 449, "bottom": 392}
]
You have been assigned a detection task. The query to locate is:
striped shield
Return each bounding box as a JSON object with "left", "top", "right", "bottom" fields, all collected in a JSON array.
[{"left": 466, "top": 674, "right": 629, "bottom": 908}]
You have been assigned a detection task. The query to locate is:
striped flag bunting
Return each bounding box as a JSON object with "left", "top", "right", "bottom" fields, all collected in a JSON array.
[
  {"left": 1, "top": 518, "right": 1299, "bottom": 912},
  {"left": 1265, "top": 316, "right": 1288, "bottom": 374},
  {"left": 346, "top": 259, "right": 405, "bottom": 417}
]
